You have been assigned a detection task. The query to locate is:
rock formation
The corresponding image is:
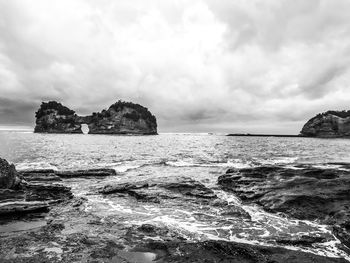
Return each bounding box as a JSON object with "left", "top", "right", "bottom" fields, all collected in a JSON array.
[
  {"left": 34, "top": 100, "right": 158, "bottom": 135},
  {"left": 300, "top": 110, "right": 350, "bottom": 137},
  {"left": 218, "top": 164, "right": 350, "bottom": 251},
  {"left": 0, "top": 158, "right": 72, "bottom": 216},
  {"left": 34, "top": 101, "right": 82, "bottom": 133},
  {"left": 0, "top": 158, "right": 22, "bottom": 189}
]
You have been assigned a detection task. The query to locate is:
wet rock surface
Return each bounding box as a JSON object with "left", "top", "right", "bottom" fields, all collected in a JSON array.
[
  {"left": 218, "top": 165, "right": 350, "bottom": 251},
  {"left": 100, "top": 176, "right": 217, "bottom": 202},
  {"left": 20, "top": 168, "right": 117, "bottom": 179},
  {"left": 1, "top": 159, "right": 350, "bottom": 262},
  {"left": 0, "top": 161, "right": 73, "bottom": 217}
]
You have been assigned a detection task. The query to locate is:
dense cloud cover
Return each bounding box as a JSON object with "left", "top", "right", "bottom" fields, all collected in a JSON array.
[{"left": 0, "top": 0, "right": 350, "bottom": 133}]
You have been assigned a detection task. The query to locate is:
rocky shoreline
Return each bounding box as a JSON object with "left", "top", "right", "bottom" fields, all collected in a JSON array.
[{"left": 0, "top": 158, "right": 349, "bottom": 262}]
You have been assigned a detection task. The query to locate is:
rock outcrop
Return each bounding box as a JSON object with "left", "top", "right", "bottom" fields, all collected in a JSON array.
[
  {"left": 34, "top": 100, "right": 158, "bottom": 135},
  {"left": 0, "top": 158, "right": 22, "bottom": 189},
  {"left": 34, "top": 101, "right": 82, "bottom": 133},
  {"left": 300, "top": 111, "right": 350, "bottom": 137},
  {"left": 218, "top": 164, "right": 350, "bottom": 251},
  {"left": 0, "top": 158, "right": 72, "bottom": 216}
]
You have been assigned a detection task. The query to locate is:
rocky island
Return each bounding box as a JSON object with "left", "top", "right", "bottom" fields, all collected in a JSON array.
[
  {"left": 34, "top": 100, "right": 157, "bottom": 135},
  {"left": 300, "top": 110, "right": 350, "bottom": 138}
]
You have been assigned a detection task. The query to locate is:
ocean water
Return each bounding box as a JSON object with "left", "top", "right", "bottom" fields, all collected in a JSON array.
[{"left": 1, "top": 131, "right": 350, "bottom": 259}]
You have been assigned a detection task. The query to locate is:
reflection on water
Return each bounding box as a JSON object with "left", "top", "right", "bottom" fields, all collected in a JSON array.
[{"left": 113, "top": 251, "right": 158, "bottom": 263}]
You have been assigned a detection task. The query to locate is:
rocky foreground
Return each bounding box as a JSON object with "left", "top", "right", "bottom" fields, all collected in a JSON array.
[
  {"left": 34, "top": 100, "right": 157, "bottom": 135},
  {"left": 0, "top": 158, "right": 349, "bottom": 262}
]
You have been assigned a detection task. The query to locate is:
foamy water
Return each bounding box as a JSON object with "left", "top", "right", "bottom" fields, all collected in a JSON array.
[{"left": 1, "top": 131, "right": 350, "bottom": 260}]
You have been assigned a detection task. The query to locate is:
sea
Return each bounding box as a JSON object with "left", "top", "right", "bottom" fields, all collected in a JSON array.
[{"left": 1, "top": 131, "right": 350, "bottom": 260}]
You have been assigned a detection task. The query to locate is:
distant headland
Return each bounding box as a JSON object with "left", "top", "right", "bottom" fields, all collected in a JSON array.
[
  {"left": 34, "top": 100, "right": 157, "bottom": 135},
  {"left": 228, "top": 110, "right": 350, "bottom": 138}
]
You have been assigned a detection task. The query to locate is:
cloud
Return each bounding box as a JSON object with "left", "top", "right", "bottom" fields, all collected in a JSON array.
[{"left": 0, "top": 0, "right": 350, "bottom": 133}]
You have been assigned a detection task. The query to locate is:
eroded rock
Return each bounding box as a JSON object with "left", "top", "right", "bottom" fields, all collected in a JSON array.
[
  {"left": 218, "top": 166, "right": 350, "bottom": 250},
  {"left": 34, "top": 100, "right": 158, "bottom": 135},
  {"left": 0, "top": 158, "right": 22, "bottom": 189},
  {"left": 300, "top": 111, "right": 350, "bottom": 137}
]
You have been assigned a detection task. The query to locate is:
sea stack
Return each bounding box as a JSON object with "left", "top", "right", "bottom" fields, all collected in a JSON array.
[
  {"left": 300, "top": 111, "right": 350, "bottom": 138},
  {"left": 34, "top": 101, "right": 82, "bottom": 133},
  {"left": 34, "top": 100, "right": 157, "bottom": 135}
]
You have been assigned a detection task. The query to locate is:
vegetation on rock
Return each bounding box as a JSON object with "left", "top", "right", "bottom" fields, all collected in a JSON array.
[{"left": 35, "top": 101, "right": 75, "bottom": 119}]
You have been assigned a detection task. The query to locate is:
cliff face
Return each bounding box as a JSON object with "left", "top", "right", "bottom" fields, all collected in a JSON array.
[
  {"left": 34, "top": 101, "right": 82, "bottom": 133},
  {"left": 300, "top": 111, "right": 350, "bottom": 138},
  {"left": 86, "top": 101, "right": 157, "bottom": 134},
  {"left": 34, "top": 100, "right": 157, "bottom": 135}
]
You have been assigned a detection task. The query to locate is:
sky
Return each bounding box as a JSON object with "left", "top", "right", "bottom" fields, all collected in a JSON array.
[{"left": 0, "top": 0, "right": 350, "bottom": 133}]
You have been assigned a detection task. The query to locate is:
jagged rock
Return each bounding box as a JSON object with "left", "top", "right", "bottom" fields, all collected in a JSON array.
[
  {"left": 300, "top": 110, "right": 350, "bottom": 137},
  {"left": 34, "top": 100, "right": 157, "bottom": 135},
  {"left": 34, "top": 101, "right": 82, "bottom": 133},
  {"left": 100, "top": 177, "right": 217, "bottom": 202},
  {"left": 84, "top": 101, "right": 157, "bottom": 135},
  {"left": 218, "top": 166, "right": 350, "bottom": 221},
  {"left": 218, "top": 166, "right": 350, "bottom": 249},
  {"left": 159, "top": 178, "right": 217, "bottom": 199},
  {"left": 0, "top": 158, "right": 73, "bottom": 216},
  {"left": 0, "top": 158, "right": 22, "bottom": 189}
]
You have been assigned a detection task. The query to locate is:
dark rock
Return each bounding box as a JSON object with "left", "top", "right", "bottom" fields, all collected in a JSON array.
[
  {"left": 0, "top": 189, "right": 25, "bottom": 202},
  {"left": 25, "top": 183, "right": 73, "bottom": 202},
  {"left": 219, "top": 204, "right": 251, "bottom": 219},
  {"left": 19, "top": 172, "right": 62, "bottom": 182},
  {"left": 34, "top": 100, "right": 158, "bottom": 135},
  {"left": 218, "top": 166, "right": 350, "bottom": 249},
  {"left": 160, "top": 177, "right": 217, "bottom": 199},
  {"left": 100, "top": 182, "right": 150, "bottom": 194},
  {"left": 0, "top": 158, "right": 73, "bottom": 217},
  {"left": 300, "top": 110, "right": 350, "bottom": 137},
  {"left": 218, "top": 166, "right": 350, "bottom": 221},
  {"left": 100, "top": 177, "right": 216, "bottom": 203},
  {"left": 56, "top": 168, "right": 116, "bottom": 178},
  {"left": 0, "top": 201, "right": 50, "bottom": 215},
  {"left": 34, "top": 101, "right": 82, "bottom": 133},
  {"left": 275, "top": 235, "right": 328, "bottom": 247},
  {"left": 333, "top": 224, "right": 350, "bottom": 248},
  {"left": 0, "top": 158, "right": 22, "bottom": 189}
]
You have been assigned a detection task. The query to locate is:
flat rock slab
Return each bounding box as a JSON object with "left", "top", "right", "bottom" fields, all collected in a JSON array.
[
  {"left": 0, "top": 201, "right": 49, "bottom": 215},
  {"left": 100, "top": 177, "right": 217, "bottom": 202},
  {"left": 19, "top": 168, "right": 117, "bottom": 180}
]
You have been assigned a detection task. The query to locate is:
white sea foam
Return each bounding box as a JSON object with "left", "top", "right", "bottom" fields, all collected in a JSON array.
[{"left": 16, "top": 162, "right": 58, "bottom": 171}]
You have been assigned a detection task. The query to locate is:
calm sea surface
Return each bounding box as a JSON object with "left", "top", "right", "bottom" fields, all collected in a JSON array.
[{"left": 1, "top": 131, "right": 350, "bottom": 259}]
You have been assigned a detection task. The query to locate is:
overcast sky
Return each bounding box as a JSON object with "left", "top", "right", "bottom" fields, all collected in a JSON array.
[{"left": 0, "top": 0, "right": 350, "bottom": 133}]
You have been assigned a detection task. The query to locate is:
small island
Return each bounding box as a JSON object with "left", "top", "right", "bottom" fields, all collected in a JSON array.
[
  {"left": 300, "top": 110, "right": 350, "bottom": 138},
  {"left": 34, "top": 100, "right": 157, "bottom": 135}
]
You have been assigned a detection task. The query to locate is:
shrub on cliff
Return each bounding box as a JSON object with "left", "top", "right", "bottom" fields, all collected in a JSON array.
[
  {"left": 35, "top": 101, "right": 75, "bottom": 119},
  {"left": 110, "top": 100, "right": 156, "bottom": 124}
]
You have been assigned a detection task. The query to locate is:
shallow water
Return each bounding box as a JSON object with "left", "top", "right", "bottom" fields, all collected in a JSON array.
[{"left": 1, "top": 131, "right": 350, "bottom": 260}]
